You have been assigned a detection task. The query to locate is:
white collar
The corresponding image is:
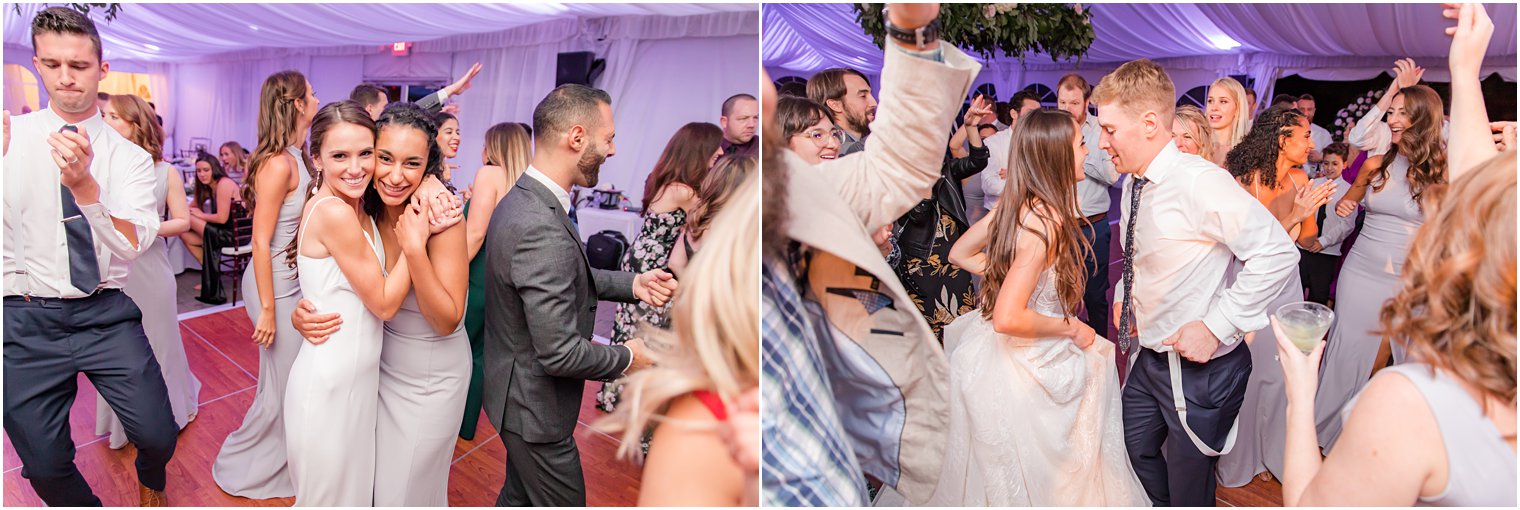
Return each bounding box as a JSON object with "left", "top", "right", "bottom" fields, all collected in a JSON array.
[{"left": 523, "top": 165, "right": 571, "bottom": 213}]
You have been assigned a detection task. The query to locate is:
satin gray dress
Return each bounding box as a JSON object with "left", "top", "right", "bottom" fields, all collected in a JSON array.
[
  {"left": 1315, "top": 155, "right": 1423, "bottom": 450},
  {"left": 97, "top": 161, "right": 202, "bottom": 448},
  {"left": 214, "top": 147, "right": 310, "bottom": 498},
  {"left": 374, "top": 289, "right": 471, "bottom": 506}
]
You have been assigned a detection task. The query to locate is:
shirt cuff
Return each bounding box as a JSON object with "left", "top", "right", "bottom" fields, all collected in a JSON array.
[
  {"left": 1202, "top": 309, "right": 1242, "bottom": 347},
  {"left": 620, "top": 344, "right": 635, "bottom": 375},
  {"left": 437, "top": 90, "right": 451, "bottom": 103}
]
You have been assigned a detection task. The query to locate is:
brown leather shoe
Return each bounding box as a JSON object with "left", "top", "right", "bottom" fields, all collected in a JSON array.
[{"left": 139, "top": 485, "right": 167, "bottom": 507}]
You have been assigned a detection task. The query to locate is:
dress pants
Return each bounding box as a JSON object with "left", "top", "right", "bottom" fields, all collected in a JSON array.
[
  {"left": 1080, "top": 219, "right": 1112, "bottom": 337},
  {"left": 1123, "top": 345, "right": 1251, "bottom": 506},
  {"left": 3, "top": 290, "right": 178, "bottom": 506},
  {"left": 1298, "top": 249, "right": 1339, "bottom": 305},
  {"left": 496, "top": 429, "right": 586, "bottom": 506}
]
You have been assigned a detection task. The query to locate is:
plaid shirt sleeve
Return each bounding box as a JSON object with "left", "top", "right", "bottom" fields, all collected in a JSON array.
[{"left": 761, "top": 259, "right": 870, "bottom": 507}]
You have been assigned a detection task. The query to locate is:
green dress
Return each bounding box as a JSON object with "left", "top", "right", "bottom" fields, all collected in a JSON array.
[{"left": 459, "top": 198, "right": 487, "bottom": 440}]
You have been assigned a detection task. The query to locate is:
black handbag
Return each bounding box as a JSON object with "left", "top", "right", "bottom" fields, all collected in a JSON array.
[{"left": 585, "top": 230, "right": 629, "bottom": 271}]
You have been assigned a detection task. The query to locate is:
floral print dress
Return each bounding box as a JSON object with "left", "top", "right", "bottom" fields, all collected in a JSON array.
[
  {"left": 597, "top": 209, "right": 686, "bottom": 413},
  {"left": 892, "top": 207, "right": 976, "bottom": 342}
]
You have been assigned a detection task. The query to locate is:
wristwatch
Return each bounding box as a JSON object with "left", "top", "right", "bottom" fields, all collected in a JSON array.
[{"left": 881, "top": 6, "right": 941, "bottom": 50}]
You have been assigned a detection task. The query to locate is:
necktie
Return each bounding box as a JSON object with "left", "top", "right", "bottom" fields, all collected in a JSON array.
[
  {"left": 61, "top": 180, "right": 101, "bottom": 294},
  {"left": 1118, "top": 177, "right": 1149, "bottom": 356}
]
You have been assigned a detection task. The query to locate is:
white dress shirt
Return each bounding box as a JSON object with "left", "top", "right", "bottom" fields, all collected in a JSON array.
[
  {"left": 522, "top": 164, "right": 634, "bottom": 372},
  {"left": 977, "top": 128, "right": 1013, "bottom": 210},
  {"left": 4, "top": 109, "right": 158, "bottom": 298},
  {"left": 1115, "top": 142, "right": 1299, "bottom": 357},
  {"left": 1305, "top": 123, "right": 1333, "bottom": 177},
  {"left": 1076, "top": 114, "right": 1120, "bottom": 217},
  {"left": 1348, "top": 105, "right": 1451, "bottom": 157},
  {"left": 1312, "top": 175, "right": 1356, "bottom": 257}
]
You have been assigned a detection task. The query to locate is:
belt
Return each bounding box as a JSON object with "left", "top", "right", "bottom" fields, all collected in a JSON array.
[
  {"left": 1085, "top": 212, "right": 1107, "bottom": 224},
  {"left": 4, "top": 287, "right": 121, "bottom": 303}
]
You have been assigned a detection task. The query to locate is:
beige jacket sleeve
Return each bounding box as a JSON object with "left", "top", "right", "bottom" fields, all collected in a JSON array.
[{"left": 814, "top": 45, "right": 982, "bottom": 233}]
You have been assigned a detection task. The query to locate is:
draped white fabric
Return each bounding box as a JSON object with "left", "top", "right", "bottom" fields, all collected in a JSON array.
[
  {"left": 4, "top": 4, "right": 757, "bottom": 195},
  {"left": 763, "top": 2, "right": 1517, "bottom": 100}
]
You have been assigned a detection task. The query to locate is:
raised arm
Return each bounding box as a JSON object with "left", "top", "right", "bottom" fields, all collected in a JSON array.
[
  {"left": 312, "top": 199, "right": 411, "bottom": 320},
  {"left": 159, "top": 167, "right": 191, "bottom": 237},
  {"left": 55, "top": 128, "right": 157, "bottom": 256},
  {"left": 1444, "top": 3, "right": 1502, "bottom": 180},
  {"left": 816, "top": 25, "right": 982, "bottom": 232}
]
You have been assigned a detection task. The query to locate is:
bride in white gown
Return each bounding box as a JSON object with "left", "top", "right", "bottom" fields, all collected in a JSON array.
[{"left": 931, "top": 109, "right": 1148, "bottom": 507}]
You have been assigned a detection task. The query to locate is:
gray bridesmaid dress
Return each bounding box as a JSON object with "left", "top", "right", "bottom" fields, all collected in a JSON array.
[
  {"left": 213, "top": 146, "right": 311, "bottom": 498},
  {"left": 97, "top": 161, "right": 202, "bottom": 448},
  {"left": 374, "top": 289, "right": 471, "bottom": 506},
  {"left": 1315, "top": 155, "right": 1423, "bottom": 450}
]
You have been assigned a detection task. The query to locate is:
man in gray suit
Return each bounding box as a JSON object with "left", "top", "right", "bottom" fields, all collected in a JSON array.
[{"left": 483, "top": 83, "right": 677, "bottom": 506}]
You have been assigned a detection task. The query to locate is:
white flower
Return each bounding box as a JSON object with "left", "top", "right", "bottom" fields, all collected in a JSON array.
[
  {"left": 984, "top": 4, "right": 997, "bottom": 18},
  {"left": 1075, "top": 3, "right": 1084, "bottom": 15}
]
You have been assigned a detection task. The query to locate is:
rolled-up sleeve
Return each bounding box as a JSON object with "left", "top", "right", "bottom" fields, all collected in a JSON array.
[
  {"left": 1194, "top": 172, "right": 1299, "bottom": 343},
  {"left": 78, "top": 147, "right": 158, "bottom": 260},
  {"left": 1347, "top": 106, "right": 1391, "bottom": 157}
]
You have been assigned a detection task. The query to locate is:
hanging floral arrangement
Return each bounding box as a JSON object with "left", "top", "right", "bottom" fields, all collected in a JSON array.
[
  {"left": 854, "top": 3, "right": 1096, "bottom": 63},
  {"left": 13, "top": 3, "right": 124, "bottom": 21},
  {"left": 1332, "top": 88, "right": 1384, "bottom": 142}
]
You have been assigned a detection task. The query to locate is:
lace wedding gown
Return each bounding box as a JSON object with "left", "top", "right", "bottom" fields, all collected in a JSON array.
[{"left": 926, "top": 268, "right": 1149, "bottom": 506}]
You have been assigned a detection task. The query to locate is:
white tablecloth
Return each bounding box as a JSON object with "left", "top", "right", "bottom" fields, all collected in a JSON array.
[
  {"left": 161, "top": 235, "right": 202, "bottom": 275},
  {"left": 576, "top": 207, "right": 643, "bottom": 244}
]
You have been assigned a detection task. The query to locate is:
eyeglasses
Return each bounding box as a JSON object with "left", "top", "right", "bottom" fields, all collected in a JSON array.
[{"left": 793, "top": 128, "right": 845, "bottom": 147}]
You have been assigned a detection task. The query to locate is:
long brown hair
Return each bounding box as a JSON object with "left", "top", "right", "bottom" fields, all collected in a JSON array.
[
  {"left": 686, "top": 154, "right": 756, "bottom": 242},
  {"left": 483, "top": 122, "right": 531, "bottom": 186},
  {"left": 641, "top": 122, "right": 723, "bottom": 213},
  {"left": 1379, "top": 151, "right": 1515, "bottom": 408},
  {"left": 108, "top": 94, "right": 164, "bottom": 163},
  {"left": 283, "top": 100, "right": 377, "bottom": 270},
  {"left": 191, "top": 155, "right": 228, "bottom": 212},
  {"left": 1369, "top": 85, "right": 1447, "bottom": 209},
  {"left": 980, "top": 109, "right": 1091, "bottom": 320},
  {"left": 242, "top": 70, "right": 313, "bottom": 211}
]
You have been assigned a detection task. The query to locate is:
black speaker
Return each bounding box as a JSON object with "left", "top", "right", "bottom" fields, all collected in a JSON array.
[{"left": 556, "top": 52, "right": 606, "bottom": 87}]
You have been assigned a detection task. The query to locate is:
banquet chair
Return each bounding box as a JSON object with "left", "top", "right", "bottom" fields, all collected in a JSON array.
[{"left": 218, "top": 200, "right": 255, "bottom": 305}]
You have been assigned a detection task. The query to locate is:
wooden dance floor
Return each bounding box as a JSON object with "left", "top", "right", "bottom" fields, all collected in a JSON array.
[{"left": 2, "top": 308, "right": 640, "bottom": 506}]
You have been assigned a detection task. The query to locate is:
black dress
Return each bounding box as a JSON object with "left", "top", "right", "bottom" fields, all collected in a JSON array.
[
  {"left": 197, "top": 188, "right": 236, "bottom": 304},
  {"left": 889, "top": 144, "right": 990, "bottom": 341}
]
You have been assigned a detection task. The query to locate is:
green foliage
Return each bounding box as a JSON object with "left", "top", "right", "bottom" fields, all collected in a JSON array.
[
  {"left": 854, "top": 3, "right": 1095, "bottom": 63},
  {"left": 13, "top": 3, "right": 123, "bottom": 22}
]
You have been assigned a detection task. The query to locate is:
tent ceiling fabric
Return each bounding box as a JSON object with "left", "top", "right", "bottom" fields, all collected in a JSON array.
[
  {"left": 4, "top": 2, "right": 756, "bottom": 63},
  {"left": 762, "top": 2, "right": 1517, "bottom": 74}
]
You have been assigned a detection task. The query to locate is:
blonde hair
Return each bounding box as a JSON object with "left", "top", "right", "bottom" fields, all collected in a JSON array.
[
  {"left": 483, "top": 122, "right": 531, "bottom": 185},
  {"left": 108, "top": 94, "right": 164, "bottom": 163},
  {"left": 1380, "top": 151, "right": 1516, "bottom": 407},
  {"left": 686, "top": 154, "right": 756, "bottom": 242},
  {"left": 1173, "top": 104, "right": 1216, "bottom": 163},
  {"left": 1208, "top": 77, "right": 1252, "bottom": 149},
  {"left": 595, "top": 171, "right": 760, "bottom": 461},
  {"left": 1090, "top": 59, "right": 1175, "bottom": 127}
]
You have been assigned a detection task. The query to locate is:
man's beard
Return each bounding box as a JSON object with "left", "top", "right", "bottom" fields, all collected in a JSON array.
[
  {"left": 847, "top": 108, "right": 874, "bottom": 138},
  {"left": 575, "top": 143, "right": 607, "bottom": 188}
]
